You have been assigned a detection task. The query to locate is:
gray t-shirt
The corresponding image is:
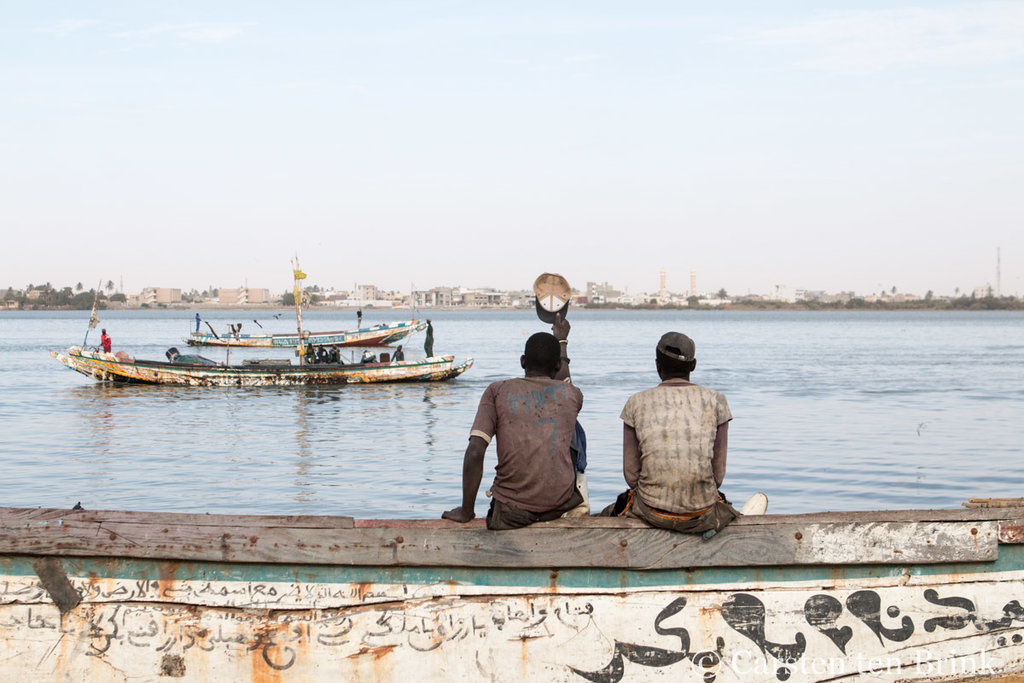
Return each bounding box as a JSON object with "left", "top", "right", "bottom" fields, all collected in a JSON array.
[
  {"left": 471, "top": 377, "right": 583, "bottom": 513},
  {"left": 620, "top": 381, "right": 731, "bottom": 513}
]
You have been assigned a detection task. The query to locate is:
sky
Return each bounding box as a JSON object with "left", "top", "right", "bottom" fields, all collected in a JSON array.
[{"left": 2, "top": 1, "right": 1023, "bottom": 297}]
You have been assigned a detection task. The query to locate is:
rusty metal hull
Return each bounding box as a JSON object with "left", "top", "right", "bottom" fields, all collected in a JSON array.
[
  {"left": 2, "top": 507, "right": 1024, "bottom": 681},
  {"left": 51, "top": 346, "right": 473, "bottom": 386},
  {"left": 186, "top": 320, "right": 427, "bottom": 348}
]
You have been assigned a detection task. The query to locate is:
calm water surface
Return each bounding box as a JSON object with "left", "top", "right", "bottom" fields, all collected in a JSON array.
[{"left": 1, "top": 309, "right": 1022, "bottom": 517}]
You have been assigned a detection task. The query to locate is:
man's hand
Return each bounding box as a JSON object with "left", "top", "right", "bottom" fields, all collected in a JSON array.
[
  {"left": 441, "top": 506, "right": 475, "bottom": 523},
  {"left": 551, "top": 312, "right": 570, "bottom": 341},
  {"left": 444, "top": 436, "right": 487, "bottom": 524}
]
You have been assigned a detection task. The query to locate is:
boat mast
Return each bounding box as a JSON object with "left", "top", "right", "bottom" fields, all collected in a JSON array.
[
  {"left": 292, "top": 258, "right": 307, "bottom": 362},
  {"left": 83, "top": 280, "right": 101, "bottom": 346}
]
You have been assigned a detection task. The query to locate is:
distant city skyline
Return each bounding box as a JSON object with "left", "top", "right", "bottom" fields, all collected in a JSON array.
[
  {"left": 3, "top": 3, "right": 1022, "bottom": 296},
  {"left": 3, "top": 264, "right": 1013, "bottom": 300}
]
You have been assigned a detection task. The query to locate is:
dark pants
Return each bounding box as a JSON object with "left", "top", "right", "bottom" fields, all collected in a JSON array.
[
  {"left": 602, "top": 489, "right": 739, "bottom": 534},
  {"left": 486, "top": 487, "right": 584, "bottom": 530}
]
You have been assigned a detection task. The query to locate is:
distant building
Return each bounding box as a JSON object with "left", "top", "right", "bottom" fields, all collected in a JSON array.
[
  {"left": 220, "top": 288, "right": 243, "bottom": 305},
  {"left": 768, "top": 285, "right": 796, "bottom": 303},
  {"left": 219, "top": 288, "right": 271, "bottom": 305},
  {"left": 456, "top": 289, "right": 508, "bottom": 307},
  {"left": 138, "top": 288, "right": 182, "bottom": 305},
  {"left": 586, "top": 281, "right": 622, "bottom": 304},
  {"left": 413, "top": 287, "right": 454, "bottom": 307},
  {"left": 821, "top": 291, "right": 855, "bottom": 304},
  {"left": 357, "top": 284, "right": 379, "bottom": 302},
  {"left": 506, "top": 290, "right": 533, "bottom": 307}
]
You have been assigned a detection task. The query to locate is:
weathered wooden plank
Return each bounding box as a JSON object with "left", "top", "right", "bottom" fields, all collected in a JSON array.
[
  {"left": 727, "top": 507, "right": 1024, "bottom": 525},
  {"left": 4, "top": 506, "right": 1021, "bottom": 537},
  {"left": 1000, "top": 522, "right": 1024, "bottom": 544},
  {"left": 1, "top": 506, "right": 355, "bottom": 529},
  {"left": 0, "top": 514, "right": 1001, "bottom": 568},
  {"left": 964, "top": 497, "right": 1024, "bottom": 508},
  {"left": 352, "top": 509, "right": 1024, "bottom": 532}
]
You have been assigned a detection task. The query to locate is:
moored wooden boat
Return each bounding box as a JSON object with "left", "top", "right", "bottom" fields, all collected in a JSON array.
[
  {"left": 51, "top": 346, "right": 473, "bottom": 386},
  {"left": 1, "top": 505, "right": 1023, "bottom": 681},
  {"left": 186, "top": 319, "right": 427, "bottom": 348}
]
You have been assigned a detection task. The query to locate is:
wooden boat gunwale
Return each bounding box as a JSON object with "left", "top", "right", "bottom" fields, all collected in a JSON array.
[
  {"left": 3, "top": 505, "right": 1024, "bottom": 681},
  {"left": 5, "top": 505, "right": 1022, "bottom": 569}
]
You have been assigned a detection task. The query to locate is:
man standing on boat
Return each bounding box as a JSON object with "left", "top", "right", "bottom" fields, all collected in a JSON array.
[
  {"left": 100, "top": 329, "right": 112, "bottom": 353},
  {"left": 443, "top": 315, "right": 583, "bottom": 529},
  {"left": 424, "top": 319, "right": 434, "bottom": 358},
  {"left": 605, "top": 332, "right": 748, "bottom": 533}
]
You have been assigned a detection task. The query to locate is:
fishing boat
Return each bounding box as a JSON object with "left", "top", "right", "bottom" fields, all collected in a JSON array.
[
  {"left": 185, "top": 319, "right": 427, "bottom": 348},
  {"left": 188, "top": 261, "right": 427, "bottom": 348},
  {"left": 53, "top": 260, "right": 472, "bottom": 386},
  {"left": 51, "top": 346, "right": 473, "bottom": 386},
  {"left": 1, "top": 504, "right": 1022, "bottom": 681}
]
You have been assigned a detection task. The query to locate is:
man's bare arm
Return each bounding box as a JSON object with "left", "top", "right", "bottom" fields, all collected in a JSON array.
[
  {"left": 442, "top": 436, "right": 488, "bottom": 523},
  {"left": 712, "top": 421, "right": 729, "bottom": 487},
  {"left": 623, "top": 424, "right": 641, "bottom": 488},
  {"left": 552, "top": 313, "right": 571, "bottom": 382}
]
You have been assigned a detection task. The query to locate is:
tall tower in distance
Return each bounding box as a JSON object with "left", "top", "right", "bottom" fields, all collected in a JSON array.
[
  {"left": 997, "top": 247, "right": 1002, "bottom": 297},
  {"left": 690, "top": 269, "right": 697, "bottom": 297},
  {"left": 659, "top": 269, "right": 667, "bottom": 301}
]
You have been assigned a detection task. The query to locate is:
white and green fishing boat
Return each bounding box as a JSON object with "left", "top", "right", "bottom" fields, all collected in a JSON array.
[
  {"left": 185, "top": 319, "right": 427, "bottom": 349},
  {"left": 50, "top": 346, "right": 472, "bottom": 386}
]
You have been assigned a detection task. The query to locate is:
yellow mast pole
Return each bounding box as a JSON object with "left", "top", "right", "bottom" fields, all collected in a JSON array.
[{"left": 292, "top": 258, "right": 307, "bottom": 363}]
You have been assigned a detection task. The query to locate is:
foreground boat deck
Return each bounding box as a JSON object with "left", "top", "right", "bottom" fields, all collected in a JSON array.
[{"left": 2, "top": 506, "right": 1023, "bottom": 681}]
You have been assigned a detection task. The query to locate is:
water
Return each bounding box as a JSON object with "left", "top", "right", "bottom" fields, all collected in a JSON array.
[{"left": 2, "top": 309, "right": 1022, "bottom": 517}]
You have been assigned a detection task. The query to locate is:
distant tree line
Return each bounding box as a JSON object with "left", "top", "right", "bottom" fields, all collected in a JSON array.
[
  {"left": 586, "top": 294, "right": 1024, "bottom": 312},
  {"left": 722, "top": 294, "right": 1024, "bottom": 311},
  {"left": 3, "top": 283, "right": 126, "bottom": 310}
]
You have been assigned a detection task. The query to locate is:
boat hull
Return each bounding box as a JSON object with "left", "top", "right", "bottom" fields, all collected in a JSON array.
[
  {"left": 1, "top": 507, "right": 1023, "bottom": 681},
  {"left": 51, "top": 347, "right": 472, "bottom": 386},
  {"left": 186, "top": 319, "right": 427, "bottom": 348}
]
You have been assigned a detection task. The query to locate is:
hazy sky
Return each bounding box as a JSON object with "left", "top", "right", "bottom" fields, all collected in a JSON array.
[{"left": 3, "top": 2, "right": 1022, "bottom": 297}]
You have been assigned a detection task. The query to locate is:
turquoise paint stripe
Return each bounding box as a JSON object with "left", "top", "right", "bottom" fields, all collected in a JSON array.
[{"left": 3, "top": 545, "right": 1023, "bottom": 589}]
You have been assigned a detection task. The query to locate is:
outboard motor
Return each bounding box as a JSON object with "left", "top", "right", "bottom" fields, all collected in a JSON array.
[{"left": 166, "top": 347, "right": 181, "bottom": 362}]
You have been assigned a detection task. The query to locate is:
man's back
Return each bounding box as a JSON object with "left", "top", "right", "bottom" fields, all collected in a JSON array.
[
  {"left": 471, "top": 377, "right": 582, "bottom": 514},
  {"left": 621, "top": 379, "right": 730, "bottom": 513}
]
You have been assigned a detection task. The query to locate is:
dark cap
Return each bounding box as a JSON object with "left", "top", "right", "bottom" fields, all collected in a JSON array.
[{"left": 657, "top": 332, "right": 695, "bottom": 361}]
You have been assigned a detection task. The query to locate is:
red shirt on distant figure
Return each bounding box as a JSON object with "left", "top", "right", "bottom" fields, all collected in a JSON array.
[{"left": 100, "top": 329, "right": 112, "bottom": 353}]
